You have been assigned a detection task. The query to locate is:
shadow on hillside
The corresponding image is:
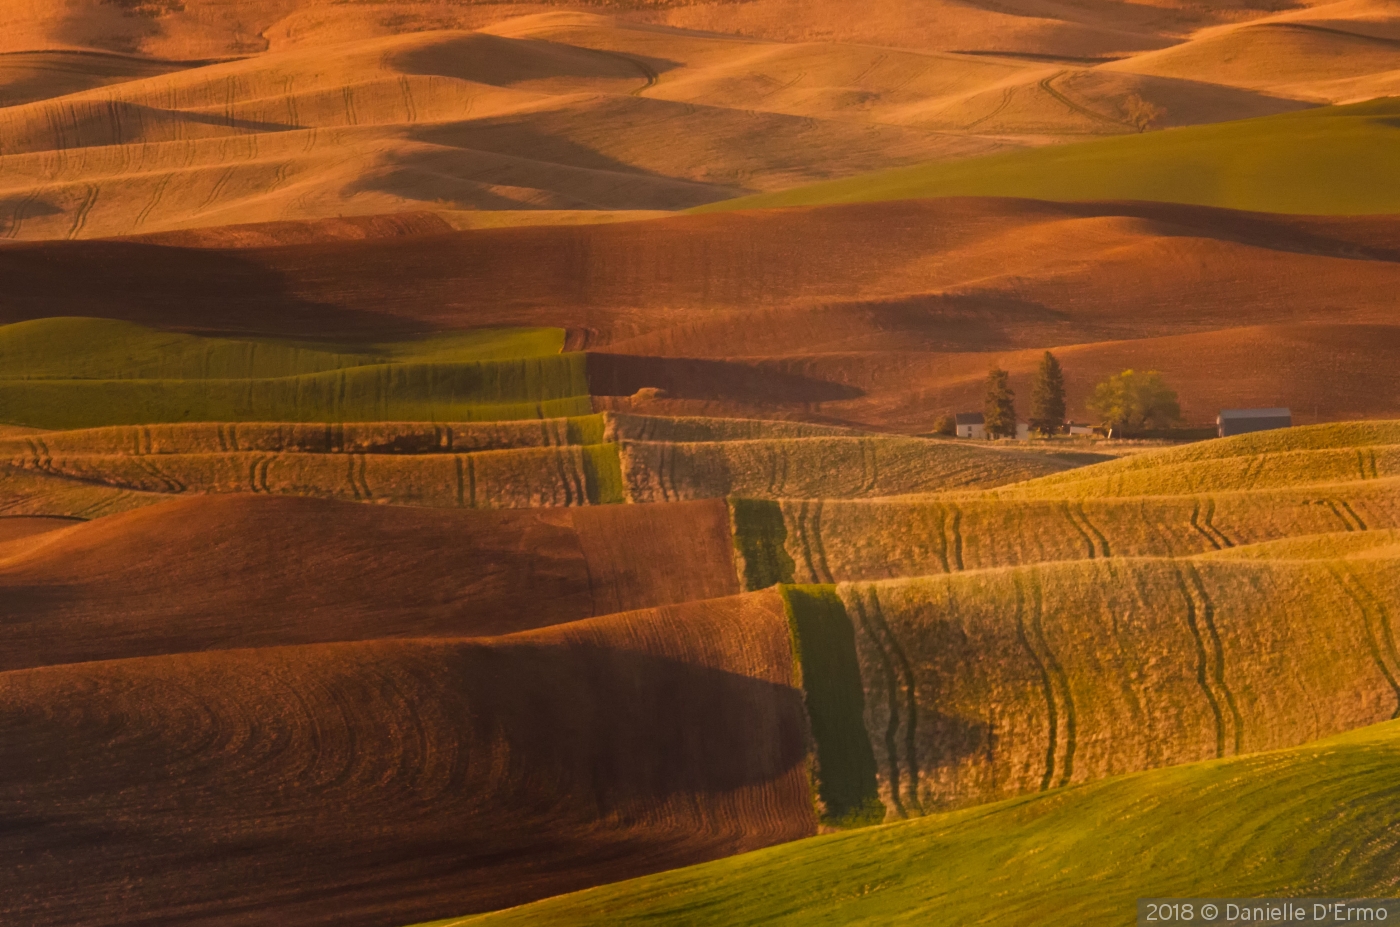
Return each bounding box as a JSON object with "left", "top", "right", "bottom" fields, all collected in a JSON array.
[
  {"left": 343, "top": 119, "right": 731, "bottom": 211},
  {"left": 393, "top": 32, "right": 680, "bottom": 88},
  {"left": 588, "top": 353, "right": 864, "bottom": 402},
  {"left": 0, "top": 240, "right": 399, "bottom": 339}
]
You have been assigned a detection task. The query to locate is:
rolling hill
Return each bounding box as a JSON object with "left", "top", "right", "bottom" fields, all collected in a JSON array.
[
  {"left": 1, "top": 198, "right": 1397, "bottom": 431},
  {"left": 699, "top": 97, "right": 1400, "bottom": 215},
  {"left": 435, "top": 717, "right": 1400, "bottom": 927}
]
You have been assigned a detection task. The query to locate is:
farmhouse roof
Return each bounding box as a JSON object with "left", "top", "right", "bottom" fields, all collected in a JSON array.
[
  {"left": 1218, "top": 408, "right": 1290, "bottom": 419},
  {"left": 954, "top": 412, "right": 984, "bottom": 425}
]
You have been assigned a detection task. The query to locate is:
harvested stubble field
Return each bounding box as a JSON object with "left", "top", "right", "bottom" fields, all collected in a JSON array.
[
  {"left": 2, "top": 415, "right": 1059, "bottom": 514},
  {"left": 734, "top": 422, "right": 1400, "bottom": 585},
  {"left": 831, "top": 552, "right": 1400, "bottom": 814}
]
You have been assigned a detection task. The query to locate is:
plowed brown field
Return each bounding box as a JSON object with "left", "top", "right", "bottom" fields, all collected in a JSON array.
[
  {"left": 0, "top": 591, "right": 812, "bottom": 927},
  {"left": 0, "top": 493, "right": 739, "bottom": 670},
  {"left": 2, "top": 197, "right": 1395, "bottom": 428}
]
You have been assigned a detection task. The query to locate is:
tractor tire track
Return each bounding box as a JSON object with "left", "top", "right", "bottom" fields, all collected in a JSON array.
[
  {"left": 1182, "top": 562, "right": 1243, "bottom": 755},
  {"left": 1172, "top": 565, "right": 1230, "bottom": 757},
  {"left": 1011, "top": 572, "right": 1059, "bottom": 792},
  {"left": 1062, "top": 500, "right": 1097, "bottom": 559},
  {"left": 1027, "top": 571, "right": 1075, "bottom": 787},
  {"left": 1203, "top": 497, "right": 1234, "bottom": 547},
  {"left": 866, "top": 592, "right": 921, "bottom": 813},
  {"left": 849, "top": 587, "right": 907, "bottom": 818},
  {"left": 1330, "top": 562, "right": 1400, "bottom": 718},
  {"left": 1189, "top": 498, "right": 1223, "bottom": 550},
  {"left": 67, "top": 183, "right": 99, "bottom": 239}
]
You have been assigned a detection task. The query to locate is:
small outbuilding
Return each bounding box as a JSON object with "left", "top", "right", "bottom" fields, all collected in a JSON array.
[
  {"left": 1067, "top": 422, "right": 1095, "bottom": 437},
  {"left": 1218, "top": 407, "right": 1291, "bottom": 438},
  {"left": 954, "top": 412, "right": 985, "bottom": 439}
]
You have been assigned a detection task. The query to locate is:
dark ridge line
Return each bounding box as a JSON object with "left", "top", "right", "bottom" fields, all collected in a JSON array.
[
  {"left": 466, "top": 455, "right": 476, "bottom": 507},
  {"left": 1061, "top": 500, "right": 1097, "bottom": 559},
  {"left": 1358, "top": 449, "right": 1371, "bottom": 481},
  {"left": 1184, "top": 562, "right": 1244, "bottom": 756},
  {"left": 849, "top": 588, "right": 906, "bottom": 818},
  {"left": 862, "top": 440, "right": 879, "bottom": 496},
  {"left": 811, "top": 501, "right": 836, "bottom": 585},
  {"left": 0, "top": 48, "right": 238, "bottom": 66},
  {"left": 454, "top": 455, "right": 465, "bottom": 507},
  {"left": 1188, "top": 498, "right": 1220, "bottom": 550},
  {"left": 217, "top": 425, "right": 229, "bottom": 452},
  {"left": 1012, "top": 572, "right": 1058, "bottom": 792},
  {"left": 444, "top": 425, "right": 455, "bottom": 452},
  {"left": 950, "top": 506, "right": 965, "bottom": 571},
  {"left": 1028, "top": 571, "right": 1075, "bottom": 788},
  {"left": 1204, "top": 497, "right": 1235, "bottom": 548},
  {"left": 1369, "top": 449, "right": 1380, "bottom": 479},
  {"left": 1329, "top": 563, "right": 1400, "bottom": 719},
  {"left": 1077, "top": 502, "right": 1111, "bottom": 558},
  {"left": 1340, "top": 499, "right": 1370, "bottom": 531},
  {"left": 935, "top": 505, "right": 952, "bottom": 574},
  {"left": 867, "top": 592, "right": 921, "bottom": 814},
  {"left": 1172, "top": 564, "right": 1227, "bottom": 757},
  {"left": 356, "top": 453, "right": 369, "bottom": 500}
]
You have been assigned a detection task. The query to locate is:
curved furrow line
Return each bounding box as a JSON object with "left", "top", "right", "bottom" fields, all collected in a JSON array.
[
  {"left": 849, "top": 587, "right": 906, "bottom": 818},
  {"left": 67, "top": 183, "right": 99, "bottom": 240},
  {"left": 934, "top": 505, "right": 952, "bottom": 574},
  {"left": 1028, "top": 571, "right": 1075, "bottom": 788},
  {"left": 949, "top": 505, "right": 965, "bottom": 571},
  {"left": 1203, "top": 497, "right": 1235, "bottom": 548},
  {"left": 1328, "top": 563, "right": 1400, "bottom": 719},
  {"left": 1189, "top": 498, "right": 1223, "bottom": 550},
  {"left": 1076, "top": 503, "right": 1111, "bottom": 558},
  {"left": 1182, "top": 562, "right": 1244, "bottom": 756},
  {"left": 867, "top": 592, "right": 921, "bottom": 813},
  {"left": 1172, "top": 564, "right": 1228, "bottom": 758},
  {"left": 1061, "top": 500, "right": 1097, "bottom": 559},
  {"left": 1340, "top": 500, "right": 1370, "bottom": 531},
  {"left": 792, "top": 501, "right": 818, "bottom": 583},
  {"left": 1011, "top": 572, "right": 1058, "bottom": 793}
]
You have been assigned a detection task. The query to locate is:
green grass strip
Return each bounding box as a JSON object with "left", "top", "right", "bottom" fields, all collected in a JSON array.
[
  {"left": 780, "top": 585, "right": 883, "bottom": 829},
  {"left": 431, "top": 718, "right": 1400, "bottom": 927},
  {"left": 729, "top": 497, "right": 797, "bottom": 590},
  {"left": 0, "top": 356, "right": 591, "bottom": 428},
  {"left": 582, "top": 443, "right": 626, "bottom": 505}
]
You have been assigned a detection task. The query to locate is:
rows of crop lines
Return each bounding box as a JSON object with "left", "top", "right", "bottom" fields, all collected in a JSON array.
[{"left": 742, "top": 420, "right": 1400, "bottom": 828}]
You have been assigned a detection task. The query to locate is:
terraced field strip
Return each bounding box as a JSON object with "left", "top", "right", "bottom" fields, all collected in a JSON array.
[
  {"left": 763, "top": 481, "right": 1400, "bottom": 583},
  {"left": 0, "top": 355, "right": 592, "bottom": 429},
  {"left": 6, "top": 444, "right": 625, "bottom": 509},
  {"left": 830, "top": 556, "right": 1400, "bottom": 813},
  {"left": 0, "top": 416, "right": 609, "bottom": 457},
  {"left": 621, "top": 436, "right": 1067, "bottom": 503}
]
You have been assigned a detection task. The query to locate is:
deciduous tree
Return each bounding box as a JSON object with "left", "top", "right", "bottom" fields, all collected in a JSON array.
[{"left": 1087, "top": 369, "right": 1181, "bottom": 438}]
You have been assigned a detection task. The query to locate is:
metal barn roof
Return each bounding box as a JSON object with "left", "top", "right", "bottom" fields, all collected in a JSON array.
[{"left": 1218, "top": 408, "right": 1290, "bottom": 419}]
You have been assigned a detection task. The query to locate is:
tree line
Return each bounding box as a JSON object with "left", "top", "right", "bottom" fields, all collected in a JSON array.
[{"left": 934, "top": 353, "right": 1182, "bottom": 439}]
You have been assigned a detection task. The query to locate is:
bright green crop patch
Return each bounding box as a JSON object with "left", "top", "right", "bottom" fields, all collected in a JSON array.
[
  {"left": 0, "top": 357, "right": 592, "bottom": 429},
  {"left": 780, "top": 585, "right": 884, "bottom": 829},
  {"left": 0, "top": 317, "right": 566, "bottom": 379},
  {"left": 428, "top": 720, "right": 1400, "bottom": 927},
  {"left": 696, "top": 97, "right": 1400, "bottom": 216},
  {"left": 730, "top": 498, "right": 797, "bottom": 590}
]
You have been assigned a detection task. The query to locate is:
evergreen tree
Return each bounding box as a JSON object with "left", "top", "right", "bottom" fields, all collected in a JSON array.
[
  {"left": 983, "top": 366, "right": 1017, "bottom": 439},
  {"left": 1029, "top": 351, "right": 1067, "bottom": 436}
]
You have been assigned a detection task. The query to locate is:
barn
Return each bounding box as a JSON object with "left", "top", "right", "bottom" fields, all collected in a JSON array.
[{"left": 1218, "top": 408, "right": 1292, "bottom": 438}]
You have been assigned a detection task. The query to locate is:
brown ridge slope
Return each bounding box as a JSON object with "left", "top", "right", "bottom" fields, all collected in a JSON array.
[
  {"left": 0, "top": 592, "right": 813, "bottom": 927},
  {"left": 0, "top": 493, "right": 739, "bottom": 671},
  {"left": 111, "top": 211, "right": 455, "bottom": 248},
  {"left": 2, "top": 197, "right": 1396, "bottom": 427}
]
